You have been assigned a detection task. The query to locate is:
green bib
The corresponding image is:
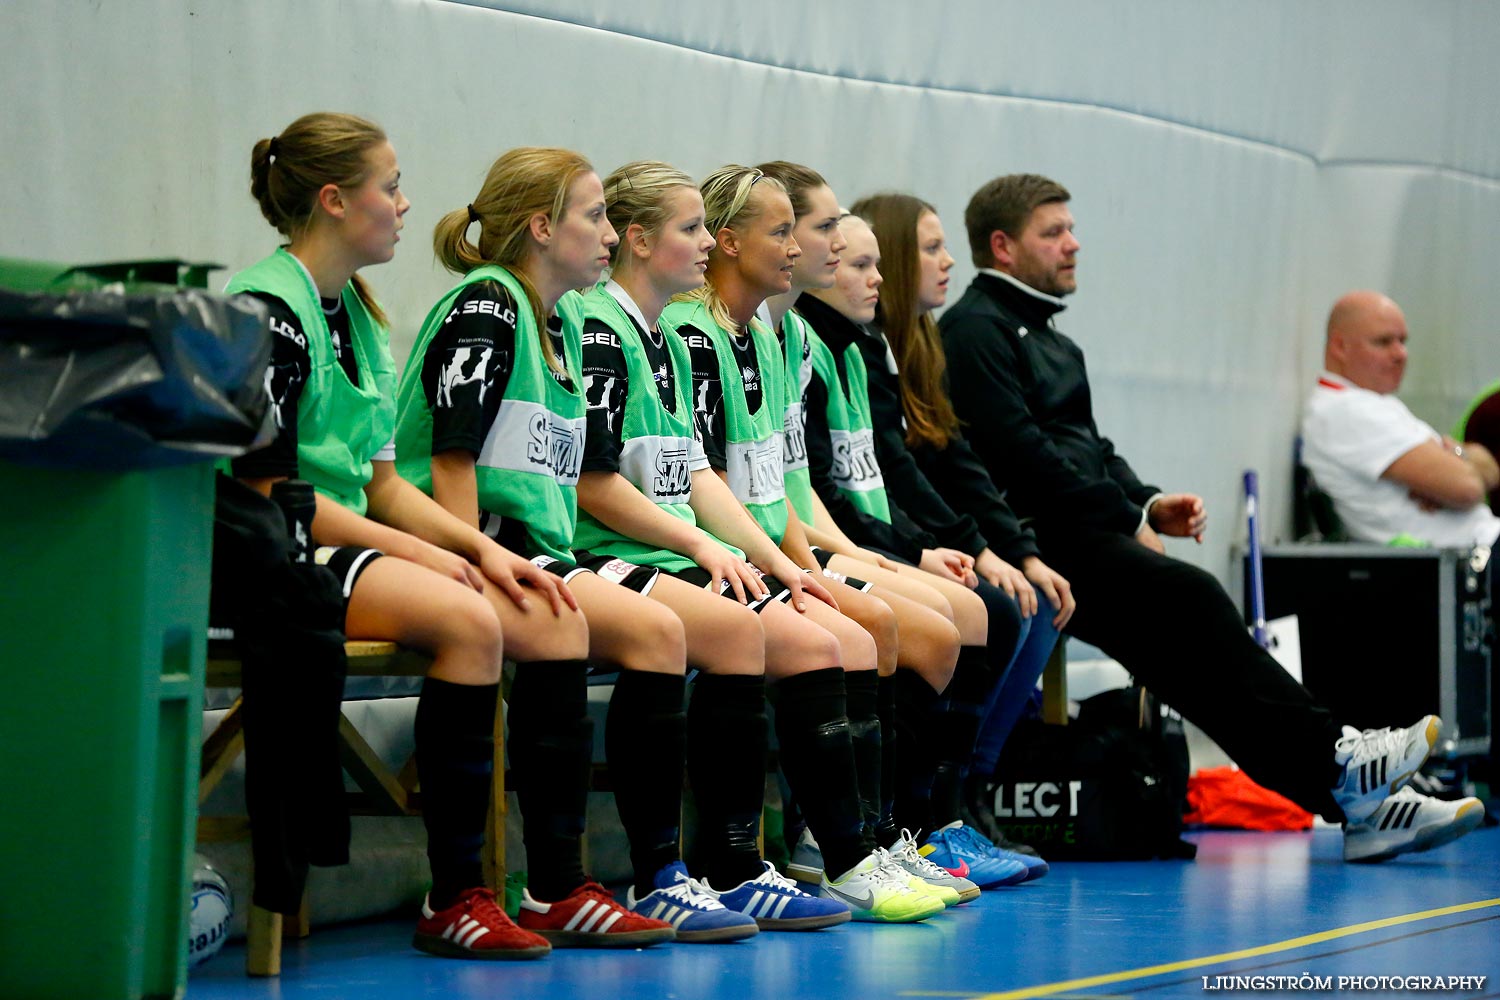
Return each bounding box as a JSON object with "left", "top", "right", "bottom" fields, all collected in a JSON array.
[
  {"left": 662, "top": 298, "right": 789, "bottom": 544},
  {"left": 777, "top": 310, "right": 816, "bottom": 523},
  {"left": 572, "top": 284, "right": 744, "bottom": 572},
  {"left": 225, "top": 248, "right": 396, "bottom": 515},
  {"left": 807, "top": 325, "right": 892, "bottom": 523},
  {"left": 394, "top": 266, "right": 585, "bottom": 561}
]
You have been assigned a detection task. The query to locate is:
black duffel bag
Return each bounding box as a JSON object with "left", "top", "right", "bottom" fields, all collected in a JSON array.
[{"left": 985, "top": 686, "right": 1196, "bottom": 860}]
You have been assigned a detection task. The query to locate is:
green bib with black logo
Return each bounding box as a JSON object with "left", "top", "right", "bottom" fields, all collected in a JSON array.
[
  {"left": 661, "top": 298, "right": 789, "bottom": 544},
  {"left": 395, "top": 266, "right": 585, "bottom": 561},
  {"left": 226, "top": 248, "right": 396, "bottom": 515},
  {"left": 808, "top": 326, "right": 892, "bottom": 522},
  {"left": 572, "top": 285, "right": 745, "bottom": 571}
]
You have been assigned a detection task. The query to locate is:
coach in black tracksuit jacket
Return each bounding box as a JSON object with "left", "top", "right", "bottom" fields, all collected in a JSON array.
[{"left": 938, "top": 176, "right": 1349, "bottom": 822}]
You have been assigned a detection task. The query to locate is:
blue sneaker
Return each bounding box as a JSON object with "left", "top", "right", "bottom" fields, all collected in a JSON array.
[
  {"left": 699, "top": 861, "right": 851, "bottom": 930},
  {"left": 919, "top": 822, "right": 1028, "bottom": 888},
  {"left": 989, "top": 842, "right": 1049, "bottom": 882},
  {"left": 626, "top": 862, "right": 759, "bottom": 943}
]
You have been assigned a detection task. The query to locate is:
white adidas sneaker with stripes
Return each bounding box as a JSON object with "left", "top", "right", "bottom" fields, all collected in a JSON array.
[
  {"left": 1343, "top": 786, "right": 1485, "bottom": 863},
  {"left": 1332, "top": 716, "right": 1440, "bottom": 823}
]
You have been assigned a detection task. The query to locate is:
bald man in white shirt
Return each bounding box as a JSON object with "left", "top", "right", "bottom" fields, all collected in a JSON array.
[{"left": 1302, "top": 290, "right": 1500, "bottom": 550}]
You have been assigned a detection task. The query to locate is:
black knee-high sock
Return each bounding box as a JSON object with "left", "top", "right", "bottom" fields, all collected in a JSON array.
[
  {"left": 770, "top": 667, "right": 873, "bottom": 879},
  {"left": 844, "top": 671, "right": 882, "bottom": 839},
  {"left": 606, "top": 670, "right": 687, "bottom": 898},
  {"left": 892, "top": 668, "right": 941, "bottom": 836},
  {"left": 927, "top": 646, "right": 992, "bottom": 829},
  {"left": 507, "top": 659, "right": 592, "bottom": 902},
  {"left": 875, "top": 672, "right": 900, "bottom": 848},
  {"left": 687, "top": 673, "right": 768, "bottom": 889},
  {"left": 416, "top": 678, "right": 499, "bottom": 910}
]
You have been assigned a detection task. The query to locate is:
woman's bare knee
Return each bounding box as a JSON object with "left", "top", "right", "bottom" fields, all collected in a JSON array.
[
  {"left": 762, "top": 604, "right": 840, "bottom": 678},
  {"left": 497, "top": 600, "right": 589, "bottom": 662},
  {"left": 841, "top": 624, "right": 878, "bottom": 673},
  {"left": 691, "top": 603, "right": 764, "bottom": 676},
  {"left": 610, "top": 601, "right": 686, "bottom": 674},
  {"left": 950, "top": 586, "right": 988, "bottom": 645},
  {"left": 901, "top": 615, "right": 960, "bottom": 689},
  {"left": 429, "top": 590, "right": 505, "bottom": 685},
  {"left": 866, "top": 599, "right": 898, "bottom": 662}
]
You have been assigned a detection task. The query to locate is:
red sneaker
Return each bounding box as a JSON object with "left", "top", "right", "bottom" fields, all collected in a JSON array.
[
  {"left": 413, "top": 887, "right": 551, "bottom": 960},
  {"left": 517, "top": 881, "right": 676, "bottom": 948}
]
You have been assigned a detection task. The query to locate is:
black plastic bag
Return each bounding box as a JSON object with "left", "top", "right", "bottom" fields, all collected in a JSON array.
[{"left": 0, "top": 286, "right": 272, "bottom": 470}]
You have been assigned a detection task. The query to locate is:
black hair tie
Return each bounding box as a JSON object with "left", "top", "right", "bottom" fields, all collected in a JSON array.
[
  {"left": 467, "top": 203, "right": 480, "bottom": 224},
  {"left": 267, "top": 136, "right": 280, "bottom": 161}
]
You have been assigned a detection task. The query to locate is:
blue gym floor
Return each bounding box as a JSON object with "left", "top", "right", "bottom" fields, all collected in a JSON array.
[{"left": 188, "top": 826, "right": 1500, "bottom": 1000}]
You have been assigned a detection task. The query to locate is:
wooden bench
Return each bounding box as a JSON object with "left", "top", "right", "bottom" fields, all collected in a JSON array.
[{"left": 199, "top": 640, "right": 507, "bottom": 976}]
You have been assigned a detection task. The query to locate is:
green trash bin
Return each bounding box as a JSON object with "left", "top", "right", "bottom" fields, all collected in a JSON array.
[
  {"left": 0, "top": 262, "right": 266, "bottom": 999},
  {"left": 0, "top": 461, "right": 214, "bottom": 1000},
  {"left": 0, "top": 256, "right": 222, "bottom": 292}
]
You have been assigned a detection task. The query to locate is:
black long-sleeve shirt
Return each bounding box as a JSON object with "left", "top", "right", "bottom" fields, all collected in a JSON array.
[{"left": 939, "top": 271, "right": 1159, "bottom": 537}]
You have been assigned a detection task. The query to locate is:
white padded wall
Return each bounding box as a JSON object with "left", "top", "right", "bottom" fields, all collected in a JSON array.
[{"left": 2, "top": 0, "right": 1495, "bottom": 583}]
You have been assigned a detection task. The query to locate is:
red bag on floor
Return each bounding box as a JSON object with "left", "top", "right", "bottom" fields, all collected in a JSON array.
[{"left": 1184, "top": 766, "right": 1314, "bottom": 831}]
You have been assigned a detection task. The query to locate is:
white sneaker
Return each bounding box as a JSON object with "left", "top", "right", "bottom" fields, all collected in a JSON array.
[
  {"left": 1343, "top": 787, "right": 1485, "bottom": 863},
  {"left": 888, "top": 829, "right": 981, "bottom": 903},
  {"left": 1332, "top": 716, "right": 1440, "bottom": 823},
  {"left": 820, "top": 849, "right": 946, "bottom": 923}
]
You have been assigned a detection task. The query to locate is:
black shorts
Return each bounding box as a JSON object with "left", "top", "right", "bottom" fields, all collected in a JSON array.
[
  {"left": 530, "top": 551, "right": 661, "bottom": 595},
  {"left": 315, "top": 545, "right": 384, "bottom": 609},
  {"left": 808, "top": 546, "right": 873, "bottom": 593},
  {"left": 667, "top": 565, "right": 794, "bottom": 614}
]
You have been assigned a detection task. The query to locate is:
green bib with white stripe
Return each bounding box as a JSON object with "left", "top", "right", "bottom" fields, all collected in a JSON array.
[
  {"left": 395, "top": 266, "right": 585, "bottom": 561},
  {"left": 226, "top": 248, "right": 396, "bottom": 515},
  {"left": 661, "top": 298, "right": 789, "bottom": 544},
  {"left": 572, "top": 284, "right": 744, "bottom": 572},
  {"left": 778, "top": 310, "right": 816, "bottom": 523},
  {"left": 808, "top": 326, "right": 891, "bottom": 522}
]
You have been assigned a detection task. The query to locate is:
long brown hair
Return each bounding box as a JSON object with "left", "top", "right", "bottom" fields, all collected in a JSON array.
[
  {"left": 250, "top": 111, "right": 391, "bottom": 328},
  {"left": 432, "top": 147, "right": 594, "bottom": 375},
  {"left": 849, "top": 192, "right": 960, "bottom": 449}
]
